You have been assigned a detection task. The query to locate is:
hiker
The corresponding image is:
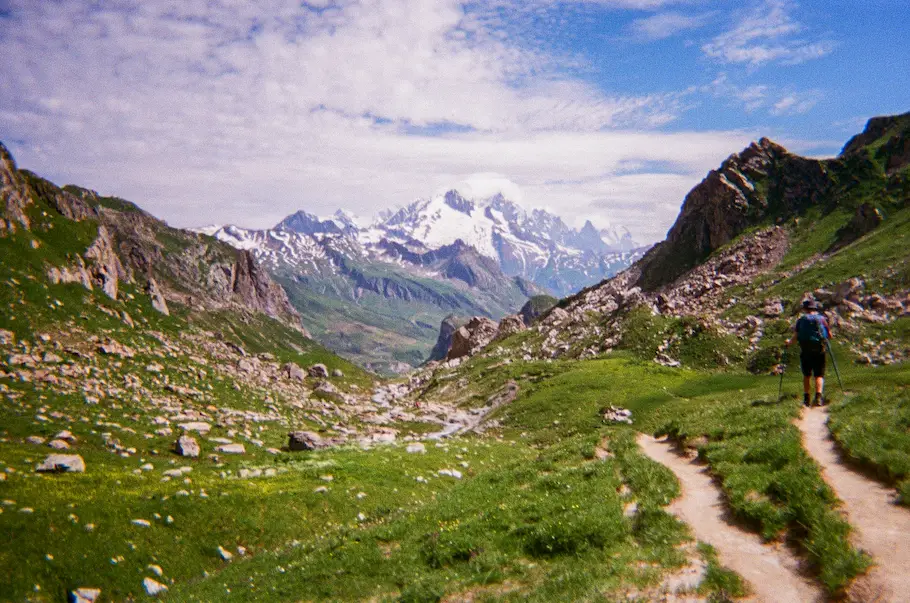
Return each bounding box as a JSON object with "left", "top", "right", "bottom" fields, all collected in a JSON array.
[{"left": 786, "top": 299, "right": 831, "bottom": 406}]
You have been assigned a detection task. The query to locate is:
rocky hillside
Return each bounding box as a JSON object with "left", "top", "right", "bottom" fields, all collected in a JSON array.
[{"left": 432, "top": 112, "right": 910, "bottom": 369}]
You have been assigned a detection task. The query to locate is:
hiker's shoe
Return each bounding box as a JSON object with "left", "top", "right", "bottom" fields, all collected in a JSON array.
[
  {"left": 814, "top": 394, "right": 823, "bottom": 406},
  {"left": 803, "top": 394, "right": 811, "bottom": 407}
]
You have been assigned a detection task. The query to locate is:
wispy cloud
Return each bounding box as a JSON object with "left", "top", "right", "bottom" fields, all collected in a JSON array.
[
  {"left": 702, "top": 0, "right": 836, "bottom": 66},
  {"left": 706, "top": 73, "right": 820, "bottom": 116},
  {"left": 629, "top": 11, "right": 710, "bottom": 41}
]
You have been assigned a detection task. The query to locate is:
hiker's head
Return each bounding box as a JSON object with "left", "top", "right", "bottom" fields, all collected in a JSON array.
[{"left": 801, "top": 299, "right": 820, "bottom": 313}]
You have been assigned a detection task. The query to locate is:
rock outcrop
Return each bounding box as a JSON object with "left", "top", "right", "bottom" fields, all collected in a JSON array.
[
  {"left": 447, "top": 317, "right": 498, "bottom": 360},
  {"left": 0, "top": 142, "right": 31, "bottom": 232},
  {"left": 428, "top": 315, "right": 468, "bottom": 362}
]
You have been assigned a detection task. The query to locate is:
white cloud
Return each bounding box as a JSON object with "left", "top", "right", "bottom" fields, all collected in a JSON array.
[
  {"left": 702, "top": 0, "right": 836, "bottom": 66},
  {"left": 0, "top": 0, "right": 754, "bottom": 243},
  {"left": 770, "top": 91, "right": 821, "bottom": 115},
  {"left": 705, "top": 73, "right": 820, "bottom": 117},
  {"left": 629, "top": 11, "right": 710, "bottom": 41}
]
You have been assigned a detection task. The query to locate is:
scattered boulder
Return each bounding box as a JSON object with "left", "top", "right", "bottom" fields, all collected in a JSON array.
[
  {"left": 69, "top": 588, "right": 101, "bottom": 603},
  {"left": 331, "top": 368, "right": 344, "bottom": 378},
  {"left": 25, "top": 436, "right": 46, "bottom": 445},
  {"left": 36, "top": 454, "right": 86, "bottom": 473},
  {"left": 55, "top": 430, "right": 77, "bottom": 443},
  {"left": 308, "top": 363, "right": 329, "bottom": 378},
  {"left": 542, "top": 306, "right": 570, "bottom": 326},
  {"left": 142, "top": 577, "right": 168, "bottom": 596},
  {"left": 215, "top": 443, "right": 245, "bottom": 454},
  {"left": 834, "top": 278, "right": 864, "bottom": 304},
  {"left": 602, "top": 406, "right": 633, "bottom": 425},
  {"left": 178, "top": 422, "right": 211, "bottom": 434},
  {"left": 48, "top": 439, "right": 70, "bottom": 450},
  {"left": 288, "top": 431, "right": 323, "bottom": 451},
  {"left": 98, "top": 339, "right": 135, "bottom": 358},
  {"left": 42, "top": 351, "right": 63, "bottom": 363},
  {"left": 282, "top": 362, "right": 306, "bottom": 381},
  {"left": 0, "top": 329, "right": 14, "bottom": 345},
  {"left": 406, "top": 442, "right": 426, "bottom": 454},
  {"left": 762, "top": 299, "right": 784, "bottom": 317},
  {"left": 175, "top": 435, "right": 200, "bottom": 458}
]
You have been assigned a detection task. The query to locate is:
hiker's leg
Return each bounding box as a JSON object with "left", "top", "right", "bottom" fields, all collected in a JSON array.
[
  {"left": 803, "top": 376, "right": 811, "bottom": 395},
  {"left": 815, "top": 376, "right": 824, "bottom": 396}
]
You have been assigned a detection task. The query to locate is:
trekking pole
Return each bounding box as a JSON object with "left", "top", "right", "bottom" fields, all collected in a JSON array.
[
  {"left": 778, "top": 348, "right": 787, "bottom": 401},
  {"left": 825, "top": 339, "right": 845, "bottom": 394}
]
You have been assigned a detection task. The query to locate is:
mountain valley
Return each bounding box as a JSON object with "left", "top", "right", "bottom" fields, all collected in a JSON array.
[
  {"left": 1, "top": 112, "right": 909, "bottom": 602},
  {"left": 199, "top": 191, "right": 644, "bottom": 372}
]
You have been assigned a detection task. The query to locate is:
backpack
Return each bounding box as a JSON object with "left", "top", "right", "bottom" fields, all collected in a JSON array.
[{"left": 796, "top": 314, "right": 828, "bottom": 347}]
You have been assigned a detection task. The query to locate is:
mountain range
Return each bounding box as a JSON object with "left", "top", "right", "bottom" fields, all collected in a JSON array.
[{"left": 198, "top": 191, "right": 645, "bottom": 372}]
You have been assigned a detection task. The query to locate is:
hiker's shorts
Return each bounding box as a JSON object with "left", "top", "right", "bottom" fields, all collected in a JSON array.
[{"left": 800, "top": 349, "right": 826, "bottom": 377}]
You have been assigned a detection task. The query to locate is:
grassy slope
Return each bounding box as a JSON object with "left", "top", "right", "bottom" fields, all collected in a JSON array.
[{"left": 430, "top": 351, "right": 910, "bottom": 595}]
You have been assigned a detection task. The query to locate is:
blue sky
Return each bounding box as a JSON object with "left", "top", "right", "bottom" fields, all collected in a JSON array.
[{"left": 1, "top": 0, "right": 907, "bottom": 242}]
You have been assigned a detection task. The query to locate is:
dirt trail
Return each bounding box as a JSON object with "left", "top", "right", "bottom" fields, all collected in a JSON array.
[
  {"left": 798, "top": 407, "right": 910, "bottom": 602},
  {"left": 637, "top": 434, "right": 824, "bottom": 603}
]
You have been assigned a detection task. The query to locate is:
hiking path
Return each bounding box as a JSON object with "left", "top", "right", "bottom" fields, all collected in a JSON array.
[
  {"left": 797, "top": 406, "right": 910, "bottom": 602},
  {"left": 637, "top": 434, "right": 825, "bottom": 603}
]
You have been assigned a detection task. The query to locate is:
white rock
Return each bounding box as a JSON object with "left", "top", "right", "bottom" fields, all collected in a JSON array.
[
  {"left": 147, "top": 564, "right": 163, "bottom": 577},
  {"left": 69, "top": 587, "right": 101, "bottom": 603},
  {"left": 36, "top": 454, "right": 85, "bottom": 473},
  {"left": 142, "top": 577, "right": 168, "bottom": 596},
  {"left": 406, "top": 443, "right": 426, "bottom": 454},
  {"left": 438, "top": 469, "right": 463, "bottom": 479},
  {"left": 218, "top": 545, "right": 234, "bottom": 560},
  {"left": 131, "top": 519, "right": 151, "bottom": 527}
]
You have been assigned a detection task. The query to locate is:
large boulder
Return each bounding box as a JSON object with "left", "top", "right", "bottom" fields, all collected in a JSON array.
[
  {"left": 308, "top": 363, "right": 329, "bottom": 378},
  {"left": 288, "top": 431, "right": 324, "bottom": 451},
  {"left": 427, "top": 315, "right": 468, "bottom": 361},
  {"left": 36, "top": 454, "right": 86, "bottom": 473},
  {"left": 175, "top": 435, "right": 200, "bottom": 458},
  {"left": 282, "top": 362, "right": 306, "bottom": 381},
  {"left": 447, "top": 317, "right": 498, "bottom": 360},
  {"left": 495, "top": 314, "right": 526, "bottom": 339}
]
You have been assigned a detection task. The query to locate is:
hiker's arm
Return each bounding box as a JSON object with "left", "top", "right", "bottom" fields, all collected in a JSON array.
[{"left": 786, "top": 321, "right": 798, "bottom": 346}]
